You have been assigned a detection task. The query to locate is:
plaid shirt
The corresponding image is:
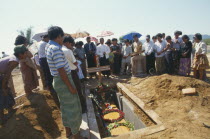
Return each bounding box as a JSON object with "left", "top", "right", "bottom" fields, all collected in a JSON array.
[{"left": 45, "top": 40, "right": 71, "bottom": 76}]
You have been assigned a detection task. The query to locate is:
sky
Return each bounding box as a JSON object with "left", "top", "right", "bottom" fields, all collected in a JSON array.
[{"left": 0, "top": 0, "right": 210, "bottom": 56}]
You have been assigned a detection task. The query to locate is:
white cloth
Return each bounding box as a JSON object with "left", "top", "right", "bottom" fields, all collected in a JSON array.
[
  {"left": 96, "top": 44, "right": 110, "bottom": 59},
  {"left": 34, "top": 55, "right": 40, "bottom": 66},
  {"left": 195, "top": 41, "right": 207, "bottom": 55},
  {"left": 143, "top": 41, "right": 154, "bottom": 55},
  {"left": 154, "top": 41, "right": 166, "bottom": 57},
  {"left": 121, "top": 45, "right": 132, "bottom": 63},
  {"left": 38, "top": 40, "right": 48, "bottom": 58},
  {"left": 77, "top": 60, "right": 84, "bottom": 79},
  {"left": 2, "top": 54, "right": 9, "bottom": 58},
  {"left": 62, "top": 46, "right": 77, "bottom": 70}
]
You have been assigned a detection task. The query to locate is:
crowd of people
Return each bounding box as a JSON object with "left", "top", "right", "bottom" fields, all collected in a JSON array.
[{"left": 0, "top": 26, "right": 209, "bottom": 139}]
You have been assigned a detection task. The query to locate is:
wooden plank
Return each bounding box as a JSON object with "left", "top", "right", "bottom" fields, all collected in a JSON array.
[
  {"left": 182, "top": 88, "right": 196, "bottom": 95},
  {"left": 87, "top": 66, "right": 110, "bottom": 73},
  {"left": 103, "top": 124, "right": 166, "bottom": 139},
  {"left": 117, "top": 83, "right": 162, "bottom": 125},
  {"left": 85, "top": 88, "right": 101, "bottom": 139}
]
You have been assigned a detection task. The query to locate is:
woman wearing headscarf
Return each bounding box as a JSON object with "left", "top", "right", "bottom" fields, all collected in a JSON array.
[
  {"left": 179, "top": 35, "right": 192, "bottom": 76},
  {"left": 193, "top": 33, "right": 210, "bottom": 80},
  {"left": 14, "top": 35, "right": 39, "bottom": 95},
  {"left": 0, "top": 46, "right": 27, "bottom": 125}
]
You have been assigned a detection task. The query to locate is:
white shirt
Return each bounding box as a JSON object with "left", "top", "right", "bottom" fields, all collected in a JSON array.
[
  {"left": 2, "top": 54, "right": 9, "bottom": 58},
  {"left": 143, "top": 41, "right": 154, "bottom": 55},
  {"left": 34, "top": 55, "right": 40, "bottom": 66},
  {"left": 96, "top": 44, "right": 110, "bottom": 59},
  {"left": 154, "top": 41, "right": 166, "bottom": 57},
  {"left": 38, "top": 40, "right": 48, "bottom": 58},
  {"left": 195, "top": 41, "right": 207, "bottom": 55},
  {"left": 77, "top": 60, "right": 84, "bottom": 79},
  {"left": 172, "top": 37, "right": 183, "bottom": 50},
  {"left": 62, "top": 46, "right": 77, "bottom": 70}
]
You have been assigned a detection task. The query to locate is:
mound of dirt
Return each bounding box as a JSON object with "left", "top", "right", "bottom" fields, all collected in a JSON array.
[
  {"left": 0, "top": 91, "right": 65, "bottom": 139},
  {"left": 123, "top": 74, "right": 210, "bottom": 139}
]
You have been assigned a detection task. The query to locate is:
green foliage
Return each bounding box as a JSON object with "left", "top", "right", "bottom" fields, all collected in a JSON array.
[
  {"left": 18, "top": 26, "right": 33, "bottom": 45},
  {"left": 203, "top": 38, "right": 210, "bottom": 45}
]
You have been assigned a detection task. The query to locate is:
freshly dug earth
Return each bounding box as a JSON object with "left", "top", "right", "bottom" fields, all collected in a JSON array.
[
  {"left": 123, "top": 74, "right": 210, "bottom": 139},
  {"left": 0, "top": 91, "right": 65, "bottom": 139}
]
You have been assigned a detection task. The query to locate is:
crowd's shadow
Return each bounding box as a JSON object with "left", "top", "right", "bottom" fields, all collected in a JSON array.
[
  {"left": 0, "top": 113, "right": 45, "bottom": 139},
  {"left": 25, "top": 93, "right": 61, "bottom": 138}
]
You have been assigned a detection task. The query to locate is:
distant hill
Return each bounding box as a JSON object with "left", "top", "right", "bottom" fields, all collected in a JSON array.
[{"left": 188, "top": 34, "right": 210, "bottom": 40}]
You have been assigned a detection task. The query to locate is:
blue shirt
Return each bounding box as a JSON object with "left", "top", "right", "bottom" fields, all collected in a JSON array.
[{"left": 45, "top": 40, "right": 71, "bottom": 76}]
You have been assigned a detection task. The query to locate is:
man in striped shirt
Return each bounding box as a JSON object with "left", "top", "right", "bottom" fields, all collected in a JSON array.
[{"left": 45, "top": 26, "right": 82, "bottom": 138}]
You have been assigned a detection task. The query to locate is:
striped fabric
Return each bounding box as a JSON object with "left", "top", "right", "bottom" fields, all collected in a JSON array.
[
  {"left": 45, "top": 40, "right": 71, "bottom": 76},
  {"left": 53, "top": 75, "right": 82, "bottom": 135}
]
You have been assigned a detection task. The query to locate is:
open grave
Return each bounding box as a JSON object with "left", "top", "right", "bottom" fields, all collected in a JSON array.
[{"left": 85, "top": 83, "right": 165, "bottom": 139}]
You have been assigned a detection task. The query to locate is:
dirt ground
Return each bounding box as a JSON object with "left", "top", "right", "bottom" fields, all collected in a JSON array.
[
  {"left": 123, "top": 75, "right": 210, "bottom": 139},
  {"left": 0, "top": 90, "right": 66, "bottom": 139}
]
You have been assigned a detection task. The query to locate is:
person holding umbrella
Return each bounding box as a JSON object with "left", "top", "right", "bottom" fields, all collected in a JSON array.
[{"left": 131, "top": 35, "right": 146, "bottom": 77}]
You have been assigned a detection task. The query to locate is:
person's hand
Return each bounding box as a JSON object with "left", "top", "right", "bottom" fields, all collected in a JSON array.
[
  {"left": 89, "top": 50, "right": 92, "bottom": 54},
  {"left": 68, "top": 86, "right": 77, "bottom": 94},
  {"left": 175, "top": 40, "right": 178, "bottom": 43},
  {"left": 157, "top": 52, "right": 162, "bottom": 55}
]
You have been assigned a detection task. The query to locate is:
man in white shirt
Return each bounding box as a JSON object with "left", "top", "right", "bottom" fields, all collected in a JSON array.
[
  {"left": 62, "top": 36, "right": 86, "bottom": 113},
  {"left": 96, "top": 38, "right": 111, "bottom": 78},
  {"left": 120, "top": 39, "right": 132, "bottom": 75},
  {"left": 38, "top": 35, "right": 54, "bottom": 90},
  {"left": 154, "top": 33, "right": 167, "bottom": 74},
  {"left": 143, "top": 35, "right": 156, "bottom": 74}
]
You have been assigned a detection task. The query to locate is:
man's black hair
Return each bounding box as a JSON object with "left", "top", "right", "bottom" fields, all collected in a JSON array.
[
  {"left": 152, "top": 36, "right": 157, "bottom": 39},
  {"left": 112, "top": 38, "right": 117, "bottom": 42},
  {"left": 78, "top": 41, "right": 84, "bottom": 46},
  {"left": 86, "top": 37, "right": 91, "bottom": 40},
  {"left": 156, "top": 33, "right": 163, "bottom": 38},
  {"left": 63, "top": 36, "right": 75, "bottom": 44},
  {"left": 182, "top": 35, "right": 189, "bottom": 41},
  {"left": 48, "top": 26, "right": 64, "bottom": 40},
  {"left": 2, "top": 52, "right": 5, "bottom": 54},
  {"left": 162, "top": 33, "right": 165, "bottom": 36},
  {"left": 43, "top": 34, "right": 49, "bottom": 39},
  {"left": 124, "top": 39, "right": 129, "bottom": 43},
  {"left": 14, "top": 35, "right": 27, "bottom": 45},
  {"left": 166, "top": 36, "right": 172, "bottom": 40},
  {"left": 194, "top": 33, "right": 202, "bottom": 41}
]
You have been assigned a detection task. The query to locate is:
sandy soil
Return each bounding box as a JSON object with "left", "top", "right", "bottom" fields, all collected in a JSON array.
[
  {"left": 0, "top": 90, "right": 66, "bottom": 139},
  {"left": 123, "top": 75, "right": 210, "bottom": 139}
]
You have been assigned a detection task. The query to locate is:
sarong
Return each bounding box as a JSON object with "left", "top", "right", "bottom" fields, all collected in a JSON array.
[
  {"left": 156, "top": 56, "right": 166, "bottom": 75},
  {"left": 0, "top": 75, "right": 15, "bottom": 110},
  {"left": 179, "top": 58, "right": 191, "bottom": 76},
  {"left": 53, "top": 75, "right": 82, "bottom": 135},
  {"left": 193, "top": 55, "right": 210, "bottom": 70}
]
